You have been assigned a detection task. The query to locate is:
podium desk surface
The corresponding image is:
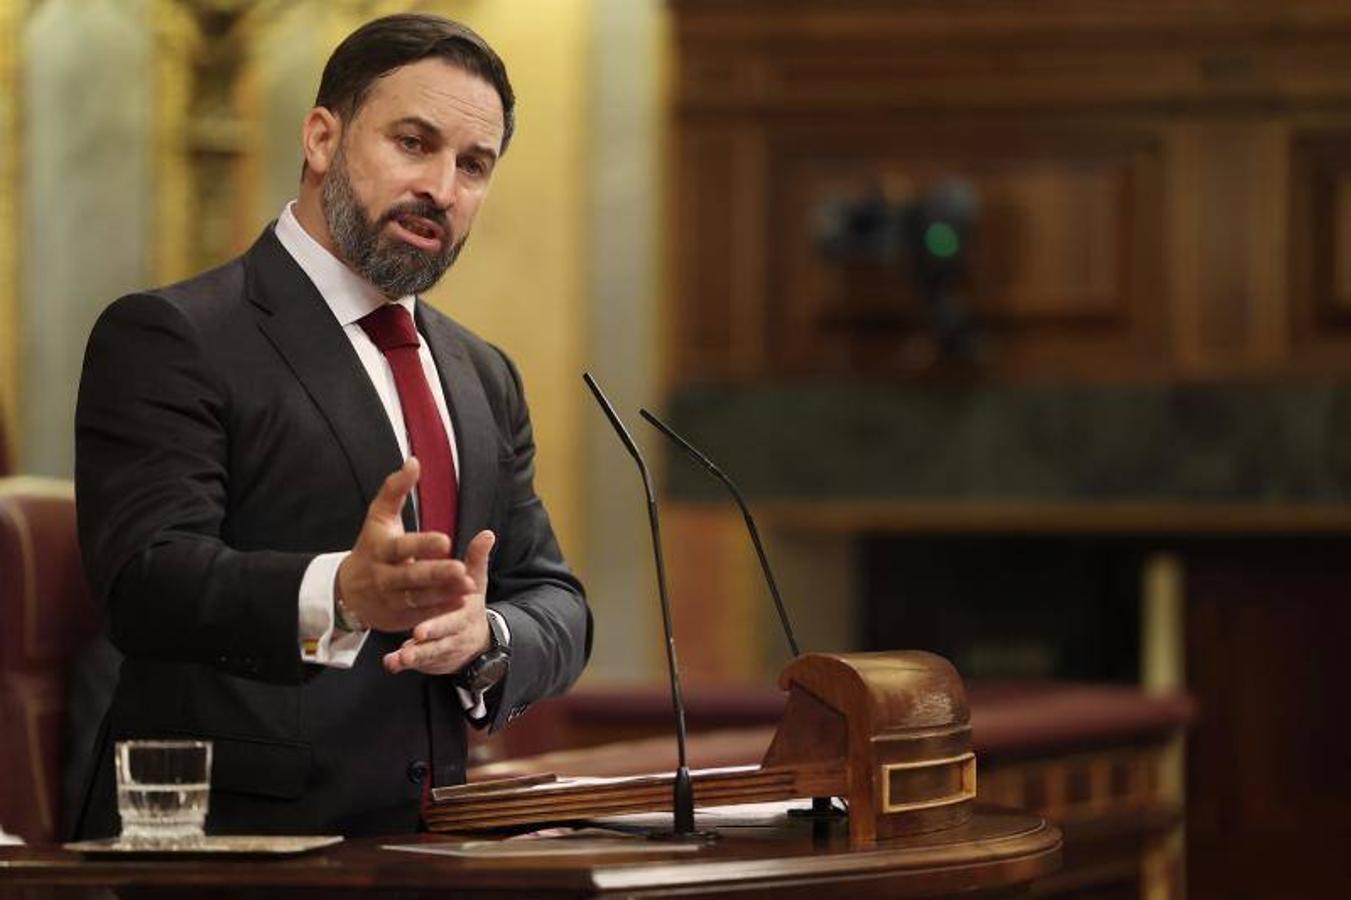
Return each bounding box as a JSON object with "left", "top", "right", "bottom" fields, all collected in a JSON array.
[{"left": 0, "top": 808, "right": 1059, "bottom": 899}]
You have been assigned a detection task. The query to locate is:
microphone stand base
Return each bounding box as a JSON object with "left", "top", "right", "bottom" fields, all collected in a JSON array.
[{"left": 788, "top": 796, "right": 848, "bottom": 820}]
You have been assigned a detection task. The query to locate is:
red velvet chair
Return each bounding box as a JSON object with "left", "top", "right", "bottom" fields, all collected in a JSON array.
[{"left": 0, "top": 479, "right": 101, "bottom": 843}]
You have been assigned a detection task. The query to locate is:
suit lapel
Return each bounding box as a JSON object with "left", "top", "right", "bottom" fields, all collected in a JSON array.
[
  {"left": 416, "top": 307, "right": 500, "bottom": 559},
  {"left": 245, "top": 228, "right": 411, "bottom": 527}
]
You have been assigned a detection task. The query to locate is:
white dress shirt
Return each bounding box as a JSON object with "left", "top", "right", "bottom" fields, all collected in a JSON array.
[{"left": 274, "top": 203, "right": 500, "bottom": 718}]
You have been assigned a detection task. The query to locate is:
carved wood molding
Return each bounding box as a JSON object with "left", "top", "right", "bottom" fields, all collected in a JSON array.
[{"left": 672, "top": 2, "right": 1351, "bottom": 112}]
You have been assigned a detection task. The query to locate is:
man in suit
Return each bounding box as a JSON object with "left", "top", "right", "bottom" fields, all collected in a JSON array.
[{"left": 73, "top": 14, "right": 591, "bottom": 837}]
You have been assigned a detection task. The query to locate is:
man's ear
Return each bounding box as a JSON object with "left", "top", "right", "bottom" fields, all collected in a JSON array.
[{"left": 301, "top": 107, "right": 342, "bottom": 176}]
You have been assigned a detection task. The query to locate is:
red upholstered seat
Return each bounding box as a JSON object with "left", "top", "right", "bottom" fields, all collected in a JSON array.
[
  {"left": 0, "top": 480, "right": 99, "bottom": 843},
  {"left": 967, "top": 681, "right": 1194, "bottom": 760}
]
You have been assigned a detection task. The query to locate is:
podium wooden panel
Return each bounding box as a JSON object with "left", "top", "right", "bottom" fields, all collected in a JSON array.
[
  {"left": 431, "top": 651, "right": 976, "bottom": 847},
  {"left": 0, "top": 809, "right": 1060, "bottom": 899}
]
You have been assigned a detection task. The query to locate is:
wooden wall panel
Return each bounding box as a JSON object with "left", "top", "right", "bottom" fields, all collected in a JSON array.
[
  {"left": 1183, "top": 542, "right": 1351, "bottom": 898},
  {"left": 670, "top": 0, "right": 1351, "bottom": 383},
  {"left": 1336, "top": 174, "right": 1351, "bottom": 311},
  {"left": 673, "top": 126, "right": 768, "bottom": 379},
  {"left": 1171, "top": 122, "right": 1289, "bottom": 376},
  {"left": 765, "top": 124, "right": 1165, "bottom": 378},
  {"left": 978, "top": 166, "right": 1123, "bottom": 320},
  {"left": 1290, "top": 130, "right": 1351, "bottom": 372}
]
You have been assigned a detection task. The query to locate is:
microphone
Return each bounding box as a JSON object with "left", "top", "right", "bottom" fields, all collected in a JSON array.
[
  {"left": 638, "top": 409, "right": 800, "bottom": 658},
  {"left": 582, "top": 373, "right": 714, "bottom": 842},
  {"left": 639, "top": 408, "right": 846, "bottom": 822}
]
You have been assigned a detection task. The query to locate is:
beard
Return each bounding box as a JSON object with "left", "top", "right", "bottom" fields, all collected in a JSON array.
[{"left": 321, "top": 145, "right": 466, "bottom": 298}]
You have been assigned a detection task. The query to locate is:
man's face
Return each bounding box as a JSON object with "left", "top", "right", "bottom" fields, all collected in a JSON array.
[{"left": 319, "top": 58, "right": 504, "bottom": 297}]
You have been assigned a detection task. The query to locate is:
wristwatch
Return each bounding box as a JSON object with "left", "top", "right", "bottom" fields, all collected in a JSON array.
[{"left": 454, "top": 609, "right": 510, "bottom": 694}]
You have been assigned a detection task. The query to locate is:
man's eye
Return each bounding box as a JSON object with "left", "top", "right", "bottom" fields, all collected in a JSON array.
[
  {"left": 460, "top": 157, "right": 489, "bottom": 178},
  {"left": 397, "top": 135, "right": 424, "bottom": 153}
]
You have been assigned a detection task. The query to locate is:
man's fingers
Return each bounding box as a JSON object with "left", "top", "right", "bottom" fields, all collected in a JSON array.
[
  {"left": 464, "top": 530, "right": 495, "bottom": 587},
  {"left": 385, "top": 637, "right": 429, "bottom": 673},
  {"left": 368, "top": 457, "right": 420, "bottom": 524},
  {"left": 384, "top": 647, "right": 410, "bottom": 674},
  {"left": 374, "top": 559, "right": 474, "bottom": 596},
  {"left": 383, "top": 631, "right": 477, "bottom": 676},
  {"left": 402, "top": 586, "right": 463, "bottom": 612},
  {"left": 411, "top": 606, "right": 470, "bottom": 643},
  {"left": 384, "top": 639, "right": 418, "bottom": 674},
  {"left": 381, "top": 530, "right": 451, "bottom": 563}
]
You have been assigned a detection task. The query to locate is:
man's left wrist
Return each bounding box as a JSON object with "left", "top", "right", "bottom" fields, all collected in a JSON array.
[{"left": 454, "top": 609, "right": 510, "bottom": 694}]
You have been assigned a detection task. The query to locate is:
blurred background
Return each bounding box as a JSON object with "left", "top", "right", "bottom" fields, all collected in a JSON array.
[{"left": 2, "top": 0, "right": 1350, "bottom": 896}]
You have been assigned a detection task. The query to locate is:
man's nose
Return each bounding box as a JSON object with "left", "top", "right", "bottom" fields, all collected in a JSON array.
[{"left": 417, "top": 154, "right": 458, "bottom": 210}]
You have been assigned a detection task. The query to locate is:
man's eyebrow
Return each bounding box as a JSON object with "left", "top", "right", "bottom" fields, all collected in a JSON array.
[
  {"left": 390, "top": 115, "right": 499, "bottom": 161},
  {"left": 391, "top": 115, "right": 442, "bottom": 136}
]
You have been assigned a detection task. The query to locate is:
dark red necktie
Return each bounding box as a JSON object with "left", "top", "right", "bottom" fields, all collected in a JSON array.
[{"left": 358, "top": 303, "right": 457, "bottom": 547}]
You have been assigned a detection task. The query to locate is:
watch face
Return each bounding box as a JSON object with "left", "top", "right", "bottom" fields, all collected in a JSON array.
[{"left": 471, "top": 653, "right": 509, "bottom": 693}]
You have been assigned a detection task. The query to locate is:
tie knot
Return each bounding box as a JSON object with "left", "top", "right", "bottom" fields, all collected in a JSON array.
[{"left": 359, "top": 303, "right": 420, "bottom": 352}]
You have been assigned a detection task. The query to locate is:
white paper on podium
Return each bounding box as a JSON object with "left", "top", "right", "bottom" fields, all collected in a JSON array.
[
  {"left": 591, "top": 799, "right": 805, "bottom": 830},
  {"left": 383, "top": 827, "right": 702, "bottom": 858}
]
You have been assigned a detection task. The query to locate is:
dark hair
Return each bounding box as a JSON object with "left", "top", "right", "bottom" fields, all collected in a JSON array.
[{"left": 315, "top": 13, "right": 515, "bottom": 153}]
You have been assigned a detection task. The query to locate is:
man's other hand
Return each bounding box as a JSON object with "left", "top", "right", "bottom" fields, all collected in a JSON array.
[
  {"left": 335, "top": 457, "right": 477, "bottom": 633},
  {"left": 384, "top": 529, "right": 494, "bottom": 675}
]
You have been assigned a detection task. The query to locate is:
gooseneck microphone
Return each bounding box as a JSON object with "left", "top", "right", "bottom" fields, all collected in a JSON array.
[
  {"left": 640, "top": 408, "right": 845, "bottom": 822},
  {"left": 638, "top": 409, "right": 801, "bottom": 659},
  {"left": 583, "top": 373, "right": 712, "bottom": 841}
]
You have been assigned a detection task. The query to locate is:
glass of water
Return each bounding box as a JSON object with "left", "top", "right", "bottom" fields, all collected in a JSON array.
[{"left": 115, "top": 740, "right": 212, "bottom": 845}]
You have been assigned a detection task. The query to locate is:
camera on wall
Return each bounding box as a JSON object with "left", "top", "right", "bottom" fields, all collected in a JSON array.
[{"left": 814, "top": 178, "right": 981, "bottom": 365}]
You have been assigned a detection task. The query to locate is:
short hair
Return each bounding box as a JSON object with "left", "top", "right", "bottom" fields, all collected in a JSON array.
[{"left": 315, "top": 13, "right": 515, "bottom": 154}]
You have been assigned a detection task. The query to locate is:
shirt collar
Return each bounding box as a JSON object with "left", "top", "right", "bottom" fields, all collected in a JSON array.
[{"left": 273, "top": 201, "right": 417, "bottom": 326}]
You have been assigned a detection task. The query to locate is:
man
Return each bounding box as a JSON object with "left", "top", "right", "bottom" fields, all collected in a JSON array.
[{"left": 73, "top": 14, "right": 590, "bottom": 837}]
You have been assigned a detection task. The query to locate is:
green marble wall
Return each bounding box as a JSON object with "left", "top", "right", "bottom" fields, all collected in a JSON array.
[{"left": 664, "top": 383, "right": 1351, "bottom": 503}]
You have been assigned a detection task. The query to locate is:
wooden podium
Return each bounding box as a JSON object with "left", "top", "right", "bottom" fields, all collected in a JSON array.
[
  {"left": 0, "top": 651, "right": 1062, "bottom": 899},
  {"left": 0, "top": 814, "right": 1059, "bottom": 898},
  {"left": 430, "top": 651, "right": 996, "bottom": 847}
]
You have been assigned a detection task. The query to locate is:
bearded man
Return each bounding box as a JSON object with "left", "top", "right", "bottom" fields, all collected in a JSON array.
[{"left": 73, "top": 14, "right": 590, "bottom": 838}]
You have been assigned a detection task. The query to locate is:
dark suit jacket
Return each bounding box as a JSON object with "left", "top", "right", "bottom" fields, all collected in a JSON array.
[{"left": 73, "top": 226, "right": 591, "bottom": 837}]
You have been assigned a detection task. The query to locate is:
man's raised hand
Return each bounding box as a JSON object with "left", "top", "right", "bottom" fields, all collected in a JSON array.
[
  {"left": 383, "top": 529, "right": 494, "bottom": 675},
  {"left": 335, "top": 457, "right": 476, "bottom": 633}
]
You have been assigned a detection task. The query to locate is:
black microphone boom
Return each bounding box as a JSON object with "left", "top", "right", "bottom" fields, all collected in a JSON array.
[
  {"left": 638, "top": 409, "right": 800, "bottom": 658},
  {"left": 582, "top": 373, "right": 711, "bottom": 841},
  {"left": 639, "top": 408, "right": 844, "bottom": 823}
]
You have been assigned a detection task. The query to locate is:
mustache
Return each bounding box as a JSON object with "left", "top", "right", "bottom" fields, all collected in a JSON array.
[{"left": 379, "top": 199, "right": 449, "bottom": 232}]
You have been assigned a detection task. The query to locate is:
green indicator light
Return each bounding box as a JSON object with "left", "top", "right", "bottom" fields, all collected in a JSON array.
[{"left": 924, "top": 222, "right": 960, "bottom": 258}]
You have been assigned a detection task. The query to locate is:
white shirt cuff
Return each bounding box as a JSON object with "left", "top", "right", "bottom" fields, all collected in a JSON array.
[
  {"left": 455, "top": 684, "right": 488, "bottom": 721},
  {"left": 298, "top": 551, "right": 369, "bottom": 667}
]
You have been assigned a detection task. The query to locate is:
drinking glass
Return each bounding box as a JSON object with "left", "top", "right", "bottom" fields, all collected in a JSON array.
[{"left": 115, "top": 739, "right": 212, "bottom": 845}]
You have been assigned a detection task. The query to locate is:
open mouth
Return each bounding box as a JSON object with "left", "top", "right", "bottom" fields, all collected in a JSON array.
[{"left": 389, "top": 214, "right": 446, "bottom": 252}]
